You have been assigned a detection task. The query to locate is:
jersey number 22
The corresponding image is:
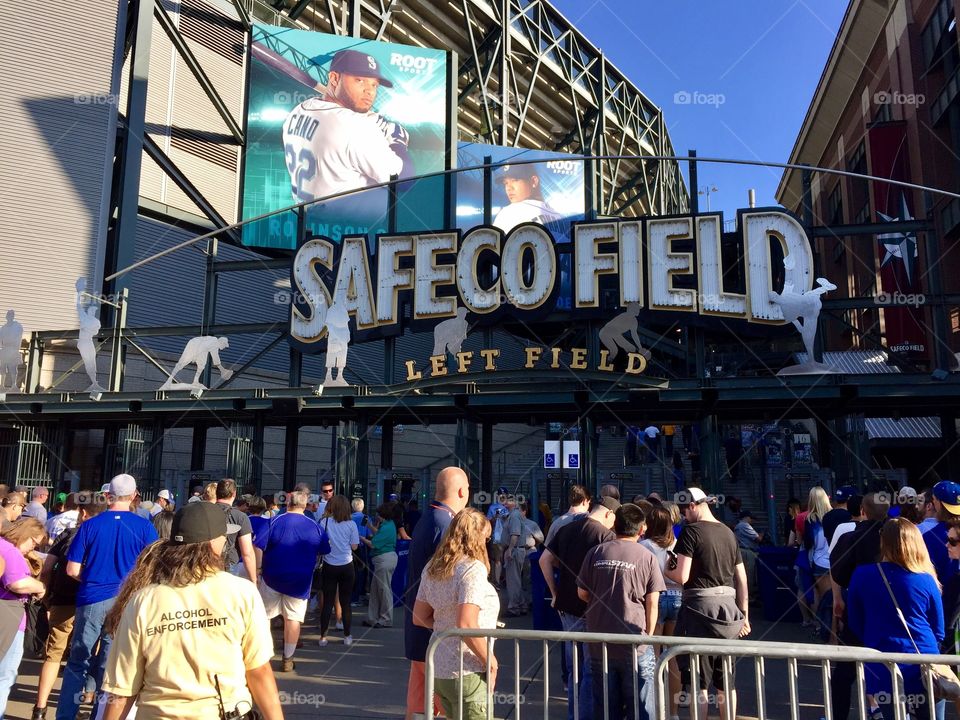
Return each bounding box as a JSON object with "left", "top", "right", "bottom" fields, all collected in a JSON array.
[{"left": 284, "top": 144, "right": 317, "bottom": 203}]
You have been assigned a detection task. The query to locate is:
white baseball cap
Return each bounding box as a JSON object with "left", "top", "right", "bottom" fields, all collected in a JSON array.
[
  {"left": 109, "top": 473, "right": 137, "bottom": 497},
  {"left": 157, "top": 489, "right": 173, "bottom": 501},
  {"left": 677, "top": 488, "right": 718, "bottom": 505}
]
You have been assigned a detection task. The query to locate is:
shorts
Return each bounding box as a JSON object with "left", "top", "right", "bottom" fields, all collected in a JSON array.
[
  {"left": 811, "top": 563, "right": 830, "bottom": 578},
  {"left": 658, "top": 592, "right": 682, "bottom": 623},
  {"left": 406, "top": 660, "right": 445, "bottom": 718},
  {"left": 44, "top": 604, "right": 75, "bottom": 663},
  {"left": 259, "top": 580, "right": 308, "bottom": 623},
  {"left": 435, "top": 673, "right": 489, "bottom": 720}
]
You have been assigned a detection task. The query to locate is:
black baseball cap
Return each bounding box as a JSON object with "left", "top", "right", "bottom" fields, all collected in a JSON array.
[
  {"left": 739, "top": 510, "right": 754, "bottom": 520},
  {"left": 170, "top": 502, "right": 241, "bottom": 545},
  {"left": 329, "top": 49, "right": 394, "bottom": 88},
  {"left": 597, "top": 496, "right": 621, "bottom": 513}
]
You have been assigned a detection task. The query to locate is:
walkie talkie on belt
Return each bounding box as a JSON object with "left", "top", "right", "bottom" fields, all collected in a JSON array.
[{"left": 215, "top": 674, "right": 260, "bottom": 720}]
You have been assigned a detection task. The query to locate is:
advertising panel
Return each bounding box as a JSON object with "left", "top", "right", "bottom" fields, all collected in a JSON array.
[
  {"left": 456, "top": 142, "right": 585, "bottom": 310},
  {"left": 241, "top": 24, "right": 448, "bottom": 249}
]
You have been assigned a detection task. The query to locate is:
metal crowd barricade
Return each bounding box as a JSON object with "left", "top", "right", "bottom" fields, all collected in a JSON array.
[{"left": 424, "top": 627, "right": 960, "bottom": 720}]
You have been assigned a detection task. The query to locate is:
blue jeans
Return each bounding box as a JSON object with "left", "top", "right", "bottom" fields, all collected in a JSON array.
[
  {"left": 560, "top": 612, "right": 593, "bottom": 720},
  {"left": 56, "top": 599, "right": 114, "bottom": 720},
  {"left": 0, "top": 629, "right": 24, "bottom": 717}
]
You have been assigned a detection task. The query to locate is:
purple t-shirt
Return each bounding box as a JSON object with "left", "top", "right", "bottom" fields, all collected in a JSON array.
[{"left": 0, "top": 537, "right": 31, "bottom": 631}]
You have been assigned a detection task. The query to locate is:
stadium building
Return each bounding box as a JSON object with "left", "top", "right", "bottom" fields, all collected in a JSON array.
[{"left": 2, "top": 0, "right": 959, "bottom": 521}]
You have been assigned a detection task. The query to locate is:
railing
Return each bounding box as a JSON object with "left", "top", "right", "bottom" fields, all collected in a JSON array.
[{"left": 425, "top": 627, "right": 960, "bottom": 720}]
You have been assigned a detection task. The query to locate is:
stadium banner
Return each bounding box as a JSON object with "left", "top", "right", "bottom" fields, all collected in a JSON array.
[
  {"left": 241, "top": 24, "right": 449, "bottom": 249},
  {"left": 456, "top": 142, "right": 585, "bottom": 311},
  {"left": 867, "top": 122, "right": 926, "bottom": 356}
]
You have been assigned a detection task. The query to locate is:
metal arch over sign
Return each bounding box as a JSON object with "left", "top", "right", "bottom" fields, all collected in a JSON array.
[{"left": 288, "top": 208, "right": 818, "bottom": 352}]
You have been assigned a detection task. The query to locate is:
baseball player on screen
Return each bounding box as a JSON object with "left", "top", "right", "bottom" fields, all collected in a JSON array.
[
  {"left": 282, "top": 49, "right": 412, "bottom": 205},
  {"left": 492, "top": 164, "right": 563, "bottom": 232}
]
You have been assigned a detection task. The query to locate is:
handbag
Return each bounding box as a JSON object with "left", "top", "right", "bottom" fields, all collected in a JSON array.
[
  {"left": 877, "top": 562, "right": 960, "bottom": 701},
  {"left": 317, "top": 517, "right": 332, "bottom": 557}
]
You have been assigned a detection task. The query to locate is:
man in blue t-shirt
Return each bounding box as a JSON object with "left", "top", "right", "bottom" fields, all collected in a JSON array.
[
  {"left": 350, "top": 498, "right": 372, "bottom": 605},
  {"left": 922, "top": 480, "right": 960, "bottom": 583},
  {"left": 259, "top": 488, "right": 326, "bottom": 673},
  {"left": 403, "top": 467, "right": 470, "bottom": 720},
  {"left": 57, "top": 474, "right": 158, "bottom": 720}
]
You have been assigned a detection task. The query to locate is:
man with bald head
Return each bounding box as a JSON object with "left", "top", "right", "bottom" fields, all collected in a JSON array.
[{"left": 403, "top": 466, "right": 470, "bottom": 720}]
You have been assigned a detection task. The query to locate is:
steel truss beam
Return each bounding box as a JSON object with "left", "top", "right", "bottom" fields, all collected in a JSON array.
[
  {"left": 139, "top": 130, "right": 240, "bottom": 243},
  {"left": 153, "top": 0, "right": 244, "bottom": 144}
]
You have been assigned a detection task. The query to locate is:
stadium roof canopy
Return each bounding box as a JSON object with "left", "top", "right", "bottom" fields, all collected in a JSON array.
[{"left": 247, "top": 0, "right": 689, "bottom": 217}]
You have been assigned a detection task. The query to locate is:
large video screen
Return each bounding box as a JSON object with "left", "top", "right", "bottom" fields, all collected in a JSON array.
[
  {"left": 456, "top": 142, "right": 585, "bottom": 310},
  {"left": 241, "top": 24, "right": 449, "bottom": 249}
]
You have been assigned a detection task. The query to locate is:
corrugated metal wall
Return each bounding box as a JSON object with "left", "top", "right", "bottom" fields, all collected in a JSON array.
[
  {"left": 0, "top": 1, "right": 122, "bottom": 332},
  {"left": 120, "top": 0, "right": 245, "bottom": 222}
]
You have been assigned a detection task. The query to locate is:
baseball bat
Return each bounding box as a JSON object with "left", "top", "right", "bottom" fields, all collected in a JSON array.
[{"left": 251, "top": 41, "right": 327, "bottom": 96}]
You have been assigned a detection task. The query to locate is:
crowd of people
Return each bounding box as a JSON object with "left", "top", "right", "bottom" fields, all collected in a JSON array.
[
  {"left": 0, "top": 469, "right": 956, "bottom": 720},
  {"left": 0, "top": 473, "right": 433, "bottom": 719},
  {"left": 781, "top": 480, "right": 960, "bottom": 720}
]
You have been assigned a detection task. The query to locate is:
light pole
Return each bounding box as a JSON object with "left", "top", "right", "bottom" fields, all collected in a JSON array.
[{"left": 698, "top": 184, "right": 718, "bottom": 211}]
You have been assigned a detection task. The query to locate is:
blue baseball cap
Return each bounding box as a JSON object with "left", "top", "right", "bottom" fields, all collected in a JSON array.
[
  {"left": 833, "top": 485, "right": 857, "bottom": 502},
  {"left": 497, "top": 486, "right": 508, "bottom": 495},
  {"left": 933, "top": 481, "right": 960, "bottom": 515},
  {"left": 329, "top": 49, "right": 394, "bottom": 88},
  {"left": 497, "top": 164, "right": 538, "bottom": 183}
]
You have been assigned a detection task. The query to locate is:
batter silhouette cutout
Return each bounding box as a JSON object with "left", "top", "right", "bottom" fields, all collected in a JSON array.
[{"left": 770, "top": 255, "right": 837, "bottom": 375}]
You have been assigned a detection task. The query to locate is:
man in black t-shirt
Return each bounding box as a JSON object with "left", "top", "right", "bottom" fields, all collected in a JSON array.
[
  {"left": 822, "top": 485, "right": 855, "bottom": 545},
  {"left": 666, "top": 488, "right": 748, "bottom": 720},
  {"left": 540, "top": 497, "right": 618, "bottom": 720}
]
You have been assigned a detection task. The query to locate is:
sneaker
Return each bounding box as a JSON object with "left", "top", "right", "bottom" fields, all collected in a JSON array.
[
  {"left": 281, "top": 657, "right": 295, "bottom": 672},
  {"left": 344, "top": 635, "right": 354, "bottom": 646},
  {"left": 318, "top": 638, "right": 328, "bottom": 647}
]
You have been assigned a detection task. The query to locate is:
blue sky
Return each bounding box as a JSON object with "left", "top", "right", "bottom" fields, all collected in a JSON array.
[{"left": 548, "top": 0, "right": 848, "bottom": 220}]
